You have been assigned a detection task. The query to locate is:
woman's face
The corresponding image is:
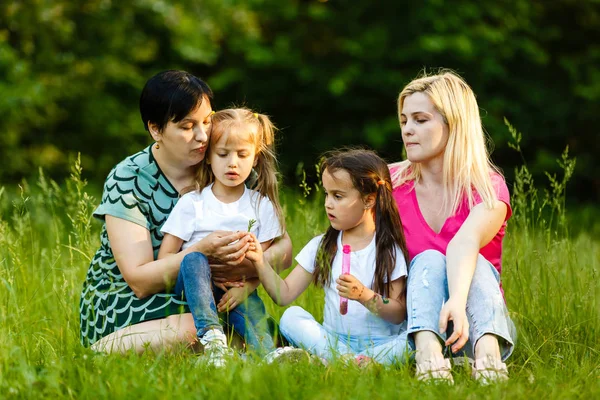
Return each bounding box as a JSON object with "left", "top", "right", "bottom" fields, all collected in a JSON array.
[
  {"left": 400, "top": 92, "right": 449, "bottom": 166},
  {"left": 151, "top": 97, "right": 213, "bottom": 168}
]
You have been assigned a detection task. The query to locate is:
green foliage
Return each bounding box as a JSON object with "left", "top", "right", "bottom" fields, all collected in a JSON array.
[
  {"left": 0, "top": 0, "right": 260, "bottom": 181},
  {"left": 506, "top": 118, "right": 577, "bottom": 244},
  {"left": 1, "top": 0, "right": 599, "bottom": 202}
]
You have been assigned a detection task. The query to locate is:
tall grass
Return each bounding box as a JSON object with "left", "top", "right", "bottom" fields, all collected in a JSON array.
[{"left": 0, "top": 141, "right": 598, "bottom": 399}]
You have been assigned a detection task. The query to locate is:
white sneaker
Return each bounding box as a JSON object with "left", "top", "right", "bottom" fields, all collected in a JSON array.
[
  {"left": 199, "top": 329, "right": 233, "bottom": 368},
  {"left": 264, "top": 346, "right": 310, "bottom": 364}
]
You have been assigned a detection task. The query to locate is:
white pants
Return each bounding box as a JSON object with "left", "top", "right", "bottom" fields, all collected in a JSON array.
[{"left": 279, "top": 306, "right": 410, "bottom": 365}]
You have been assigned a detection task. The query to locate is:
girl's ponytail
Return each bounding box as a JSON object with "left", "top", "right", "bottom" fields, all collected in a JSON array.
[
  {"left": 253, "top": 112, "right": 285, "bottom": 233},
  {"left": 373, "top": 177, "right": 409, "bottom": 298}
]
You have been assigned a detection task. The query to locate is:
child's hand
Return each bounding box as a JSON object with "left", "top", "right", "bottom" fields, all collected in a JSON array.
[
  {"left": 213, "top": 281, "right": 244, "bottom": 293},
  {"left": 243, "top": 233, "right": 264, "bottom": 265},
  {"left": 217, "top": 286, "right": 250, "bottom": 313},
  {"left": 336, "top": 274, "right": 367, "bottom": 301}
]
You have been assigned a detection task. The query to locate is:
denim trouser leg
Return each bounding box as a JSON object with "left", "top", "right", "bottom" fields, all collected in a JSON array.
[
  {"left": 174, "top": 252, "right": 222, "bottom": 339},
  {"left": 279, "top": 306, "right": 352, "bottom": 360},
  {"left": 464, "top": 255, "right": 516, "bottom": 360},
  {"left": 406, "top": 250, "right": 450, "bottom": 346},
  {"left": 217, "top": 287, "right": 276, "bottom": 357},
  {"left": 406, "top": 249, "right": 515, "bottom": 361}
]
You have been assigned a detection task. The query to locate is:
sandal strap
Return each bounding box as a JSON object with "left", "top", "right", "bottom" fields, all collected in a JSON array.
[
  {"left": 416, "top": 358, "right": 454, "bottom": 384},
  {"left": 473, "top": 357, "right": 509, "bottom": 384}
]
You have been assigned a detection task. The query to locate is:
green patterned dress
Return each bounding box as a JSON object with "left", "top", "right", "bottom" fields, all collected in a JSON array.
[{"left": 79, "top": 145, "right": 190, "bottom": 346}]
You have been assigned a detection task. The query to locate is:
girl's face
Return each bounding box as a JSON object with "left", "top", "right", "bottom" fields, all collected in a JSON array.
[
  {"left": 150, "top": 97, "right": 213, "bottom": 168},
  {"left": 400, "top": 92, "right": 449, "bottom": 166},
  {"left": 208, "top": 126, "right": 257, "bottom": 189},
  {"left": 322, "top": 168, "right": 373, "bottom": 232}
]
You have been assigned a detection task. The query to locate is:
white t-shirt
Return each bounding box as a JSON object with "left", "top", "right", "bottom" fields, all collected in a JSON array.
[
  {"left": 296, "top": 232, "right": 408, "bottom": 337},
  {"left": 161, "top": 183, "right": 283, "bottom": 250}
]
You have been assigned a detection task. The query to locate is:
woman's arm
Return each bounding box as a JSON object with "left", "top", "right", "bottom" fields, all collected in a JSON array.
[
  {"left": 107, "top": 216, "right": 252, "bottom": 299},
  {"left": 440, "top": 200, "right": 508, "bottom": 352},
  {"left": 337, "top": 275, "right": 407, "bottom": 324},
  {"left": 210, "top": 231, "right": 293, "bottom": 283}
]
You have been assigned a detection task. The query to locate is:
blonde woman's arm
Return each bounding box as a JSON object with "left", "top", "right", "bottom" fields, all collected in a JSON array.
[{"left": 439, "top": 201, "right": 508, "bottom": 352}]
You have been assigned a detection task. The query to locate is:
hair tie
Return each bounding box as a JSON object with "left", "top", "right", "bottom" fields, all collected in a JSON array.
[
  {"left": 211, "top": 111, "right": 215, "bottom": 115},
  {"left": 253, "top": 113, "right": 258, "bottom": 118},
  {"left": 377, "top": 180, "right": 386, "bottom": 186}
]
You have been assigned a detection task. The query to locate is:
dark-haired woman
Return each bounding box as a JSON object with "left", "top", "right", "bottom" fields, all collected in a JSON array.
[{"left": 79, "top": 70, "right": 292, "bottom": 354}]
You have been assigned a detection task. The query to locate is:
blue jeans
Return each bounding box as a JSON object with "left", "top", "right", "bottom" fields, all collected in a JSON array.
[
  {"left": 279, "top": 306, "right": 410, "bottom": 365},
  {"left": 174, "top": 252, "right": 275, "bottom": 356},
  {"left": 406, "top": 250, "right": 516, "bottom": 361}
]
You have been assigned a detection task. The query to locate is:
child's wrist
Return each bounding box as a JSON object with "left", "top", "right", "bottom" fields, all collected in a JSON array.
[
  {"left": 361, "top": 292, "right": 391, "bottom": 314},
  {"left": 357, "top": 287, "right": 374, "bottom": 304},
  {"left": 254, "top": 258, "right": 267, "bottom": 270}
]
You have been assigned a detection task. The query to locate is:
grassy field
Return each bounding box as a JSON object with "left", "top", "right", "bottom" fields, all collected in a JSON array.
[{"left": 0, "top": 158, "right": 598, "bottom": 399}]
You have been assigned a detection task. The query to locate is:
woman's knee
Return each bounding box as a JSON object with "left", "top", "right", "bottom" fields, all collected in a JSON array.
[
  {"left": 408, "top": 250, "right": 446, "bottom": 283},
  {"left": 410, "top": 250, "right": 445, "bottom": 270},
  {"left": 474, "top": 254, "right": 500, "bottom": 282},
  {"left": 165, "top": 313, "right": 197, "bottom": 344},
  {"left": 469, "top": 256, "right": 502, "bottom": 301}
]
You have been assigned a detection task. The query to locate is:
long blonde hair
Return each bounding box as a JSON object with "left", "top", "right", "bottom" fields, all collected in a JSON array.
[
  {"left": 195, "top": 107, "right": 285, "bottom": 232},
  {"left": 390, "top": 70, "right": 500, "bottom": 214}
]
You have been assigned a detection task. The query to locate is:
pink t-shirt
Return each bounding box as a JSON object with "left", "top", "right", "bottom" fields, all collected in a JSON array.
[{"left": 391, "top": 170, "right": 512, "bottom": 277}]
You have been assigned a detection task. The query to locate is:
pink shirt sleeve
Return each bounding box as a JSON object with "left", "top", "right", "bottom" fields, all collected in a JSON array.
[{"left": 473, "top": 173, "right": 512, "bottom": 221}]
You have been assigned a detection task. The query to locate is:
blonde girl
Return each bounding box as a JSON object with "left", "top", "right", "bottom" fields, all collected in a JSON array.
[
  {"left": 158, "top": 108, "right": 285, "bottom": 365},
  {"left": 247, "top": 149, "right": 411, "bottom": 365},
  {"left": 390, "top": 70, "right": 515, "bottom": 383}
]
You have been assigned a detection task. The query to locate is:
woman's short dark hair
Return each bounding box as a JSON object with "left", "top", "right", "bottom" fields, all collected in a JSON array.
[{"left": 140, "top": 70, "right": 213, "bottom": 133}]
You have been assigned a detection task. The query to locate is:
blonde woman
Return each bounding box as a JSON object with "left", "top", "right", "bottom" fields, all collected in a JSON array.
[{"left": 390, "top": 71, "right": 515, "bottom": 384}]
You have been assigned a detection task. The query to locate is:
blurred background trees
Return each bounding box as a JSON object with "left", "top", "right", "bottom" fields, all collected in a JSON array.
[{"left": 1, "top": 0, "right": 599, "bottom": 202}]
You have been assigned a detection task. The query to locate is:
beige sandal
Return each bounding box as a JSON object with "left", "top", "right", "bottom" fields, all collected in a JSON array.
[
  {"left": 416, "top": 358, "right": 454, "bottom": 384},
  {"left": 472, "top": 357, "right": 509, "bottom": 385}
]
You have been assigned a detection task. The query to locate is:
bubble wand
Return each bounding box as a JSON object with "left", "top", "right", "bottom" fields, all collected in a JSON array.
[{"left": 340, "top": 245, "right": 351, "bottom": 315}]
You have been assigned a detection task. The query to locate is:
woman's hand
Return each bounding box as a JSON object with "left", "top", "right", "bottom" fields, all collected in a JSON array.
[
  {"left": 211, "top": 262, "right": 254, "bottom": 285},
  {"left": 336, "top": 274, "right": 368, "bottom": 301},
  {"left": 439, "top": 297, "right": 470, "bottom": 353},
  {"left": 191, "top": 230, "right": 251, "bottom": 265}
]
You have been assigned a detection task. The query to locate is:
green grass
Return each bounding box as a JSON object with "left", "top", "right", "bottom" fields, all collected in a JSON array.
[{"left": 0, "top": 159, "right": 598, "bottom": 399}]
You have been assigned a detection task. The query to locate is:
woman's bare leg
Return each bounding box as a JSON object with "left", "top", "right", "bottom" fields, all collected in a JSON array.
[{"left": 91, "top": 313, "right": 197, "bottom": 354}]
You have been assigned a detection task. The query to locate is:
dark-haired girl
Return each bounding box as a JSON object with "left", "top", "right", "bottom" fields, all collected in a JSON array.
[
  {"left": 246, "top": 149, "right": 410, "bottom": 365},
  {"left": 79, "top": 70, "right": 292, "bottom": 353}
]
